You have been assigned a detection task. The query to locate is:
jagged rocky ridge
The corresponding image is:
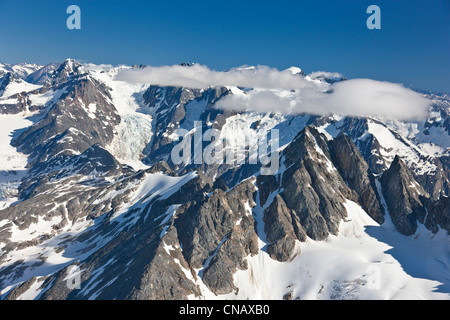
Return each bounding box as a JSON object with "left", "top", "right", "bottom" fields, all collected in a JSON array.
[{"left": 0, "top": 60, "right": 448, "bottom": 299}]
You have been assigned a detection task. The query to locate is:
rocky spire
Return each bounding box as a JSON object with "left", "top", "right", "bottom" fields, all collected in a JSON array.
[
  {"left": 380, "top": 155, "right": 428, "bottom": 235},
  {"left": 329, "top": 133, "right": 385, "bottom": 224}
]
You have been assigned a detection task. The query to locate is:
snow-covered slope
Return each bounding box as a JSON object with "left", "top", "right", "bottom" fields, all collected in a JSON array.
[
  {"left": 0, "top": 62, "right": 41, "bottom": 79},
  {"left": 0, "top": 114, "right": 33, "bottom": 209},
  {"left": 202, "top": 200, "right": 449, "bottom": 300},
  {"left": 1, "top": 78, "right": 41, "bottom": 98}
]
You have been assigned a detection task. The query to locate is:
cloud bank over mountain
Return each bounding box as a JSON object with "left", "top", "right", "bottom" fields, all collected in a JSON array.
[
  {"left": 117, "top": 64, "right": 429, "bottom": 120},
  {"left": 116, "top": 64, "right": 314, "bottom": 90}
]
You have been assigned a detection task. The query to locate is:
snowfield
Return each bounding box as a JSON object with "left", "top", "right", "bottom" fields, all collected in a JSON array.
[
  {"left": 191, "top": 200, "right": 449, "bottom": 300},
  {"left": 1, "top": 79, "right": 41, "bottom": 98},
  {"left": 0, "top": 114, "right": 33, "bottom": 209}
]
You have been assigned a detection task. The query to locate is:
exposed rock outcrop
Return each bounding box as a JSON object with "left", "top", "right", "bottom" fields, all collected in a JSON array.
[
  {"left": 380, "top": 155, "right": 430, "bottom": 235},
  {"left": 329, "top": 134, "right": 385, "bottom": 224}
]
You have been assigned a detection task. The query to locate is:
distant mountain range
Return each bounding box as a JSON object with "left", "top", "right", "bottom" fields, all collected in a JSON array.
[{"left": 0, "top": 59, "right": 448, "bottom": 300}]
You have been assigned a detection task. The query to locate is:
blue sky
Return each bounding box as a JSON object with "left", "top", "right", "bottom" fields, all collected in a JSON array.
[{"left": 0, "top": 0, "right": 449, "bottom": 93}]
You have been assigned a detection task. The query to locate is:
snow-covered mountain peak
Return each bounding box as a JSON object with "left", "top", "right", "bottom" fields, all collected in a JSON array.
[
  {"left": 0, "top": 62, "right": 42, "bottom": 79},
  {"left": 285, "top": 66, "right": 303, "bottom": 75},
  {"left": 0, "top": 59, "right": 448, "bottom": 301}
]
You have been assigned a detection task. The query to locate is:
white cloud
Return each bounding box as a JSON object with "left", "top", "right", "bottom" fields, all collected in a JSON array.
[
  {"left": 116, "top": 64, "right": 313, "bottom": 90},
  {"left": 306, "top": 79, "right": 429, "bottom": 120},
  {"left": 216, "top": 79, "right": 429, "bottom": 120},
  {"left": 116, "top": 64, "right": 430, "bottom": 120},
  {"left": 215, "top": 88, "right": 300, "bottom": 114},
  {"left": 308, "top": 71, "right": 343, "bottom": 80}
]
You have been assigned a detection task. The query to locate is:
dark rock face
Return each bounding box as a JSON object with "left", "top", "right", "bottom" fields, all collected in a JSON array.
[
  {"left": 18, "top": 173, "right": 259, "bottom": 299},
  {"left": 278, "top": 127, "right": 350, "bottom": 240},
  {"left": 334, "top": 117, "right": 387, "bottom": 175},
  {"left": 329, "top": 134, "right": 385, "bottom": 224},
  {"left": 255, "top": 126, "right": 386, "bottom": 248},
  {"left": 177, "top": 178, "right": 259, "bottom": 295},
  {"left": 428, "top": 196, "right": 450, "bottom": 232},
  {"left": 263, "top": 195, "right": 306, "bottom": 261},
  {"left": 380, "top": 152, "right": 450, "bottom": 235},
  {"left": 0, "top": 72, "right": 12, "bottom": 96},
  {"left": 124, "top": 227, "right": 201, "bottom": 300},
  {"left": 13, "top": 76, "right": 120, "bottom": 167},
  {"left": 380, "top": 156, "right": 428, "bottom": 235},
  {"left": 49, "top": 59, "right": 85, "bottom": 87}
]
